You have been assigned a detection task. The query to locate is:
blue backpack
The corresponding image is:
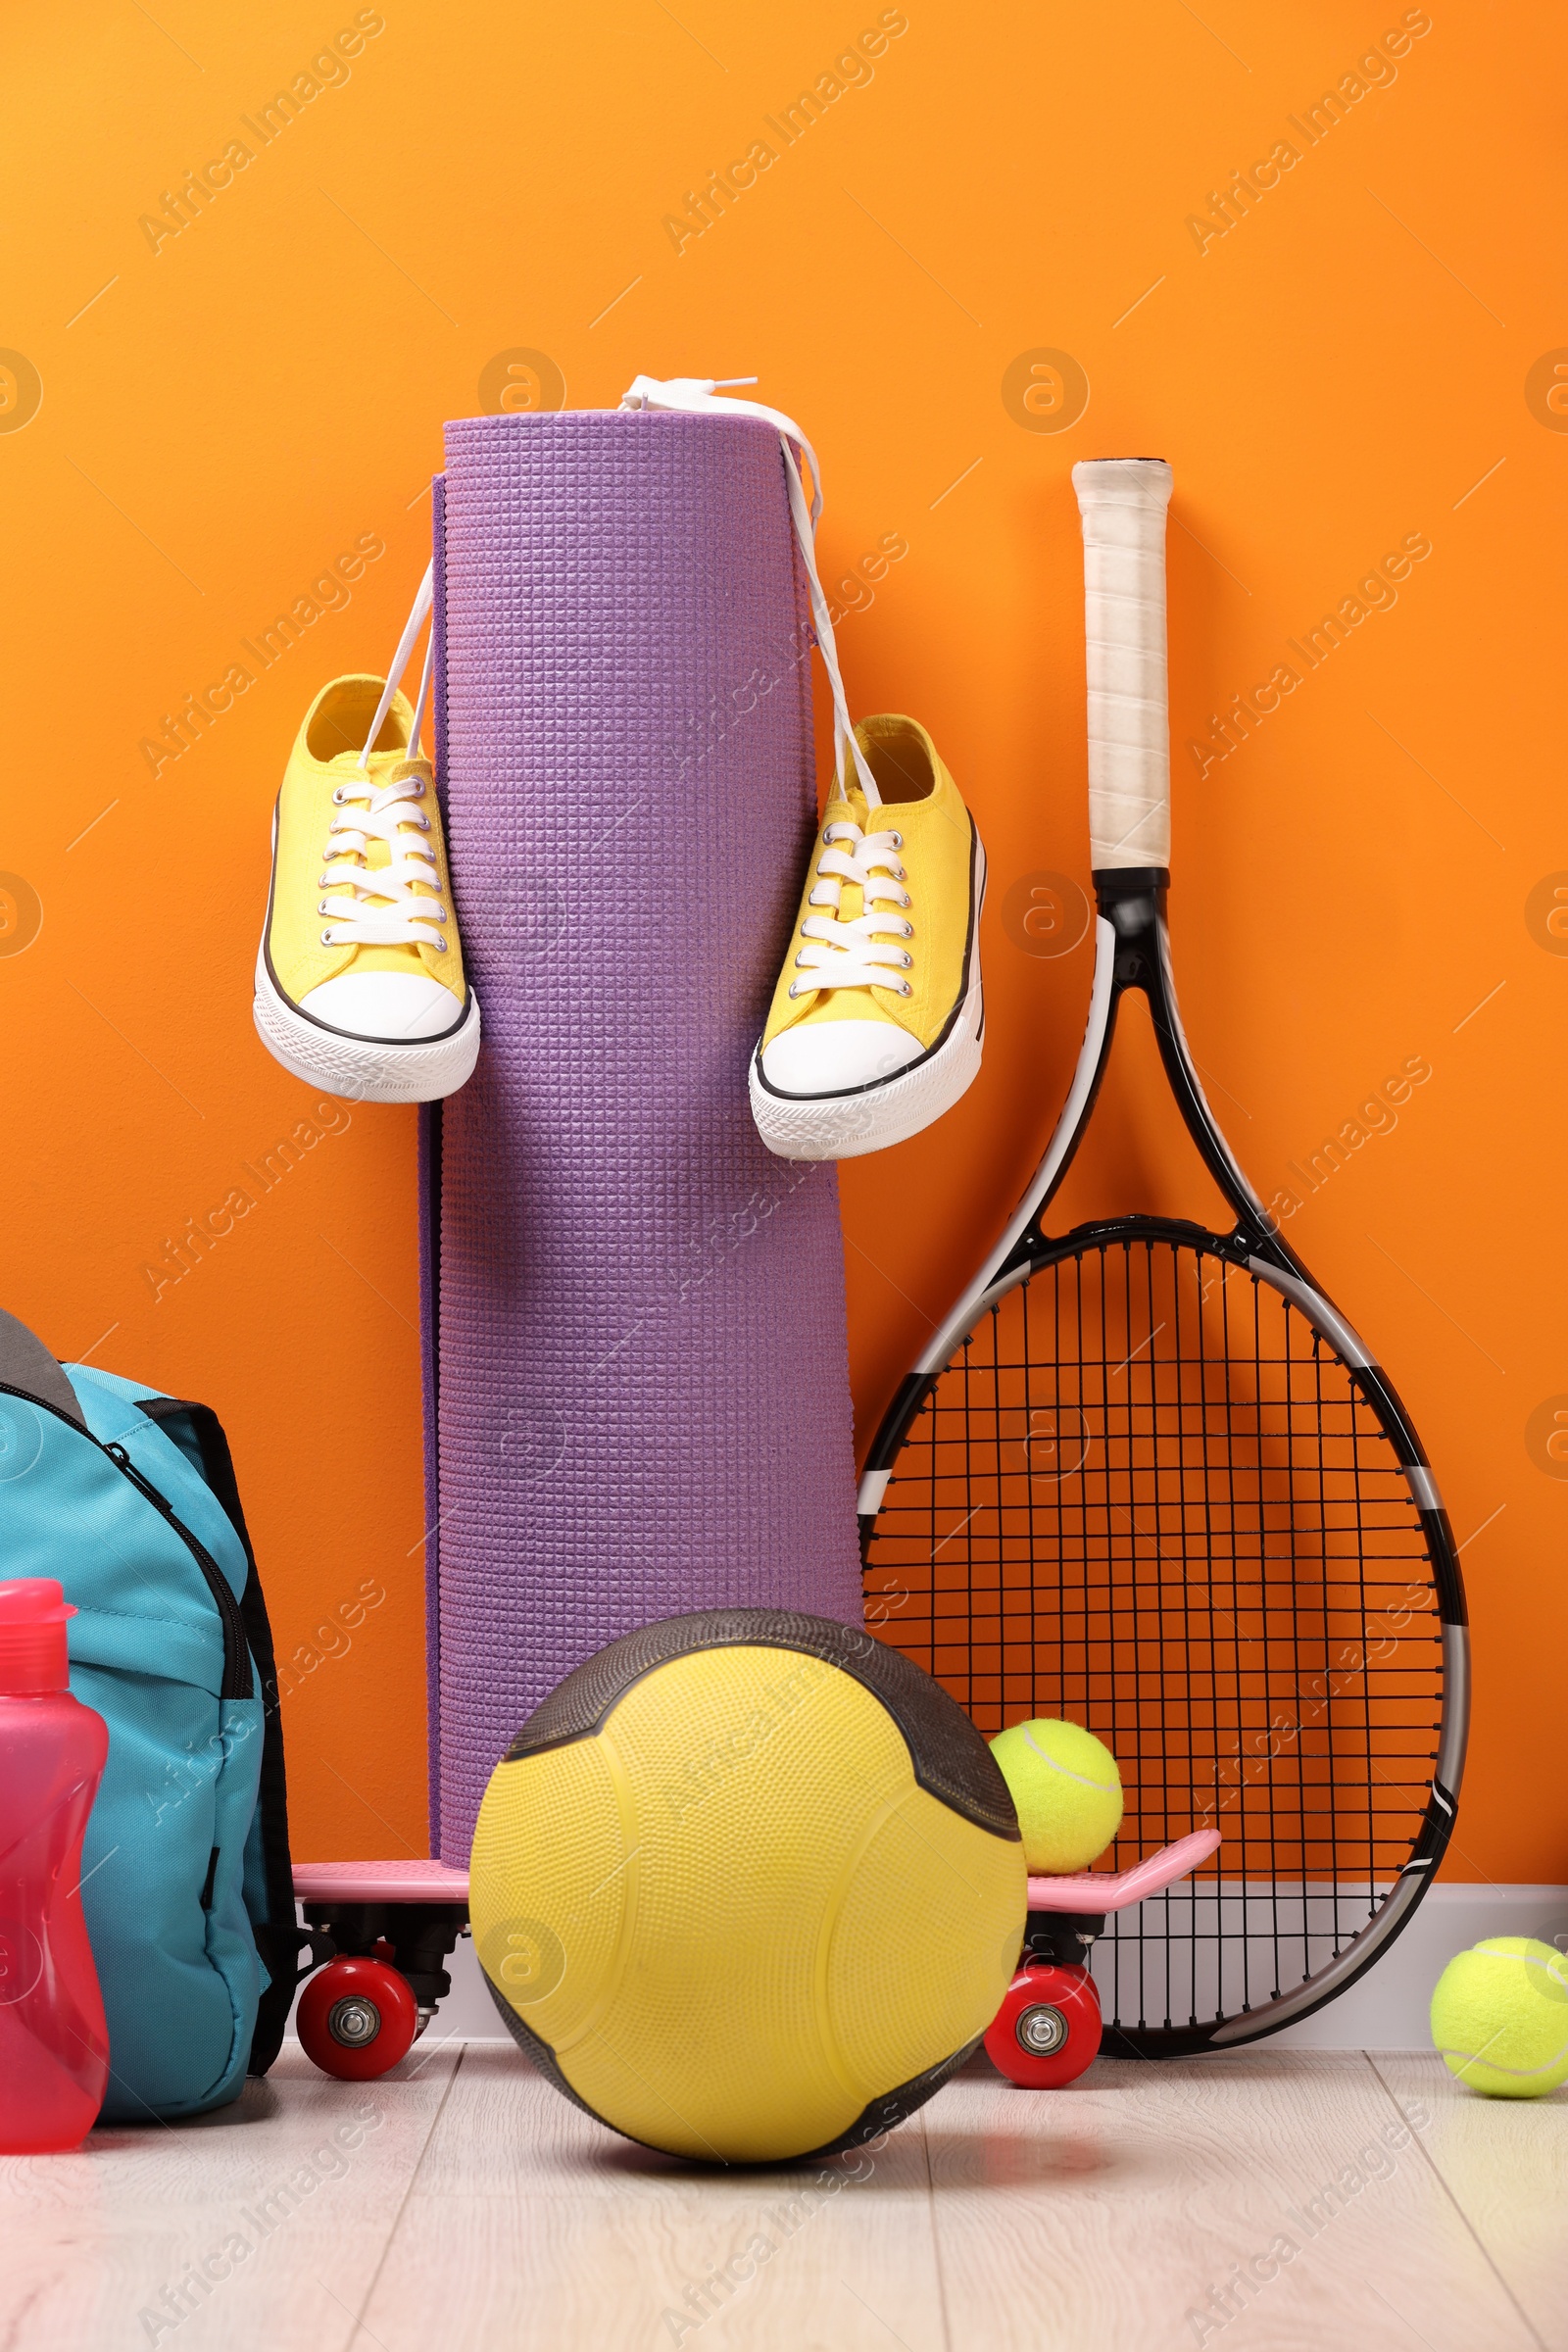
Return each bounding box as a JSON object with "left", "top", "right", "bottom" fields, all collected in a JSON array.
[{"left": 0, "top": 1308, "right": 302, "bottom": 2121}]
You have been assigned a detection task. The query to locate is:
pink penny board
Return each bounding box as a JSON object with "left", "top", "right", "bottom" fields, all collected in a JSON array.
[
  {"left": 293, "top": 1860, "right": 470, "bottom": 1902},
  {"left": 1026, "top": 1828, "right": 1222, "bottom": 1916}
]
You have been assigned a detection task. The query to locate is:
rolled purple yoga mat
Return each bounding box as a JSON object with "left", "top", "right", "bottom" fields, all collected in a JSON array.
[{"left": 421, "top": 409, "right": 863, "bottom": 1861}]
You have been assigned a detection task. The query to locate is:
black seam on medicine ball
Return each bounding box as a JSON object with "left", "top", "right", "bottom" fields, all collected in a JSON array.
[
  {"left": 503, "top": 1608, "right": 1017, "bottom": 1840},
  {"left": 481, "top": 1973, "right": 612, "bottom": 2131},
  {"left": 482, "top": 1974, "right": 737, "bottom": 2167},
  {"left": 483, "top": 1965, "right": 982, "bottom": 2172},
  {"left": 802, "top": 2034, "right": 985, "bottom": 2160}
]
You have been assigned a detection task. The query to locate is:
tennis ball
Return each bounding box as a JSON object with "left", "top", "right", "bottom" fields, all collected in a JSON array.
[
  {"left": 990, "top": 1718, "right": 1123, "bottom": 1873},
  {"left": 1430, "top": 1936, "right": 1568, "bottom": 2099}
]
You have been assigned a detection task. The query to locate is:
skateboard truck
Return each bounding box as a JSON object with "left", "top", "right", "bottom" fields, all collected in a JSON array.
[
  {"left": 292, "top": 1862, "right": 471, "bottom": 2080},
  {"left": 986, "top": 1829, "right": 1222, "bottom": 2089}
]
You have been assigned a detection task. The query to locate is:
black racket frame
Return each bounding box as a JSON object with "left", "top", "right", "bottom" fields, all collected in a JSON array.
[{"left": 859, "top": 868, "right": 1468, "bottom": 2054}]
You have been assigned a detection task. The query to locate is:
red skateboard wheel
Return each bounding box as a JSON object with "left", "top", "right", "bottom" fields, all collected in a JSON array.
[
  {"left": 984, "top": 1963, "right": 1102, "bottom": 2088},
  {"left": 297, "top": 1955, "right": 418, "bottom": 2082}
]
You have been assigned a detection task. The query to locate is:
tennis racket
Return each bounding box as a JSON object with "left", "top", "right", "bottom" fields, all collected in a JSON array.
[{"left": 858, "top": 459, "right": 1468, "bottom": 2054}]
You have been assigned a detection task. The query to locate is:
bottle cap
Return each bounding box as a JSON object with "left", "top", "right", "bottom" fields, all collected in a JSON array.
[{"left": 0, "top": 1577, "right": 76, "bottom": 1694}]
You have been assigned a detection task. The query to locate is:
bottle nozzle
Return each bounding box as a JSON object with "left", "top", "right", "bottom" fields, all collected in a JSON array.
[{"left": 0, "top": 1578, "right": 75, "bottom": 1694}]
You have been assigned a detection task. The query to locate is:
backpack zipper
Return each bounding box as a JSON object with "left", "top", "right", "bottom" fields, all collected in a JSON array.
[
  {"left": 0, "top": 1380, "right": 253, "bottom": 1702},
  {"left": 102, "top": 1444, "right": 253, "bottom": 1701}
]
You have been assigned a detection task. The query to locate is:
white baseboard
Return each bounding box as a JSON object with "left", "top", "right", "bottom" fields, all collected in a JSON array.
[
  {"left": 1264, "top": 1884, "right": 1568, "bottom": 2050},
  {"left": 284, "top": 1884, "right": 1568, "bottom": 2057}
]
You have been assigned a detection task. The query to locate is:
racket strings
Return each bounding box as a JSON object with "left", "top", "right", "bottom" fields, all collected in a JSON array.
[{"left": 863, "top": 1237, "right": 1445, "bottom": 2037}]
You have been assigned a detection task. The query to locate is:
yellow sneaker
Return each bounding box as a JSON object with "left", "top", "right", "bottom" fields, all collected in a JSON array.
[
  {"left": 253, "top": 668, "right": 479, "bottom": 1103},
  {"left": 751, "top": 713, "right": 984, "bottom": 1159}
]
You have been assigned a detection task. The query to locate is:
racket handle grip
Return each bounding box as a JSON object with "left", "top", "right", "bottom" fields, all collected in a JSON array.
[{"left": 1073, "top": 458, "right": 1173, "bottom": 872}]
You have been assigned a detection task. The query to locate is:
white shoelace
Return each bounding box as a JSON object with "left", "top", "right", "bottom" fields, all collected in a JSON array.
[
  {"left": 622, "top": 375, "right": 920, "bottom": 1005},
  {"left": 360, "top": 376, "right": 904, "bottom": 984},
  {"left": 790, "top": 819, "right": 913, "bottom": 1000},
  {"left": 619, "top": 373, "right": 882, "bottom": 810},
  {"left": 318, "top": 770, "right": 448, "bottom": 953},
  {"left": 320, "top": 563, "right": 447, "bottom": 952},
  {"left": 359, "top": 564, "right": 434, "bottom": 771}
]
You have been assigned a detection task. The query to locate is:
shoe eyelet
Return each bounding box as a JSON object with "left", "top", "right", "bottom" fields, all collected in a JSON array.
[
  {"left": 319, "top": 929, "right": 333, "bottom": 946},
  {"left": 901, "top": 952, "right": 913, "bottom": 969},
  {"left": 318, "top": 900, "right": 328, "bottom": 915},
  {"left": 888, "top": 831, "right": 904, "bottom": 850},
  {"left": 332, "top": 787, "right": 346, "bottom": 805},
  {"left": 787, "top": 981, "right": 801, "bottom": 1000},
  {"left": 900, "top": 980, "right": 912, "bottom": 997},
  {"left": 436, "top": 937, "right": 449, "bottom": 954}
]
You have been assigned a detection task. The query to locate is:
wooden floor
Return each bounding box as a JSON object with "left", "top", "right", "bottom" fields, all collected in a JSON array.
[{"left": 2, "top": 2044, "right": 1561, "bottom": 2351}]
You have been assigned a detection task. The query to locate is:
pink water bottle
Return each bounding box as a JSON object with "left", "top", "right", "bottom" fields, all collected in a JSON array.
[{"left": 0, "top": 1578, "right": 110, "bottom": 2151}]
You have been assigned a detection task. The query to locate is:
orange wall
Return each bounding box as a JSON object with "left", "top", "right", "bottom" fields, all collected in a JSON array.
[{"left": 2, "top": 1, "right": 1562, "bottom": 1885}]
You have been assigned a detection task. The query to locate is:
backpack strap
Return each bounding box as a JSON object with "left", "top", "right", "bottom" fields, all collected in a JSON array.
[{"left": 134, "top": 1394, "right": 316, "bottom": 2074}]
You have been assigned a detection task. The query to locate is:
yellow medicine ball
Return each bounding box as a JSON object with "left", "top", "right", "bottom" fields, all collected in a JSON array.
[{"left": 470, "top": 1609, "right": 1027, "bottom": 2163}]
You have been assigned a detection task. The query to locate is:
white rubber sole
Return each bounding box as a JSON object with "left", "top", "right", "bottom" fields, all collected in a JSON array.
[
  {"left": 253, "top": 948, "right": 481, "bottom": 1105},
  {"left": 749, "top": 857, "right": 986, "bottom": 1163}
]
